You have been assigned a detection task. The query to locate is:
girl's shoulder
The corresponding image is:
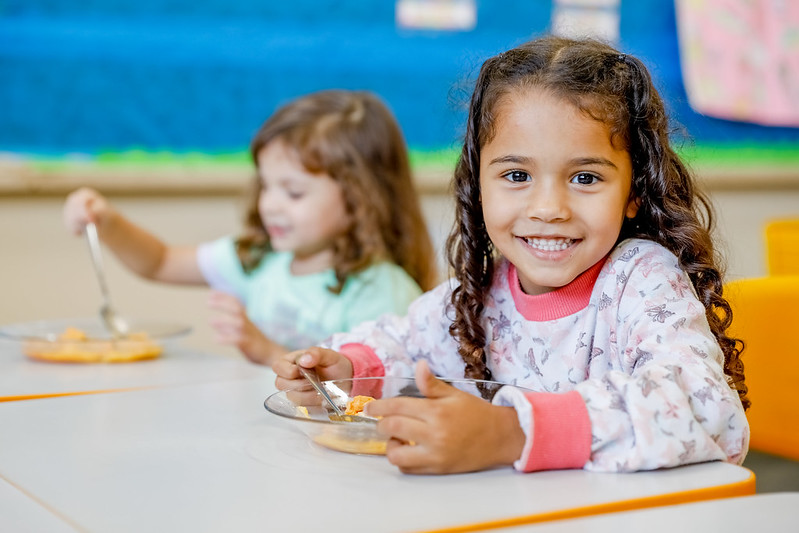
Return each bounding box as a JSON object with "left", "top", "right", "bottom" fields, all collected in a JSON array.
[
  {"left": 597, "top": 238, "right": 694, "bottom": 300},
  {"left": 603, "top": 238, "right": 681, "bottom": 274},
  {"left": 342, "top": 261, "right": 424, "bottom": 298}
]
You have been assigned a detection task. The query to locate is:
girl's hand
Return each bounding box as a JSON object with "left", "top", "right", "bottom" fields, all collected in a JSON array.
[
  {"left": 273, "top": 347, "right": 353, "bottom": 392},
  {"left": 63, "top": 187, "right": 112, "bottom": 235},
  {"left": 366, "top": 361, "right": 526, "bottom": 474},
  {"left": 208, "top": 291, "right": 284, "bottom": 365}
]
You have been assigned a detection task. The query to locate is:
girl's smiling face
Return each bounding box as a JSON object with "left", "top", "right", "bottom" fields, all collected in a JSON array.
[
  {"left": 479, "top": 88, "right": 638, "bottom": 296},
  {"left": 256, "top": 139, "right": 351, "bottom": 274}
]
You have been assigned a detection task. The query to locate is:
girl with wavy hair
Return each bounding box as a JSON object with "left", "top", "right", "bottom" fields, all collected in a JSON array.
[
  {"left": 275, "top": 36, "right": 749, "bottom": 474},
  {"left": 64, "top": 90, "right": 436, "bottom": 365}
]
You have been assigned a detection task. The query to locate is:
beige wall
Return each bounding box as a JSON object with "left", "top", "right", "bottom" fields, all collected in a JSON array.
[
  {"left": 0, "top": 193, "right": 453, "bottom": 355},
  {"left": 0, "top": 188, "right": 796, "bottom": 354}
]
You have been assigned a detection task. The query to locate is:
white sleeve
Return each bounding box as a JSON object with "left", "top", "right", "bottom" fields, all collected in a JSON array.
[
  {"left": 578, "top": 247, "right": 749, "bottom": 472},
  {"left": 322, "top": 279, "right": 467, "bottom": 379}
]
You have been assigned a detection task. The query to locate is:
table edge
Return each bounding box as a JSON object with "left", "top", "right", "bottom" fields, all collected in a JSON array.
[{"left": 422, "top": 466, "right": 756, "bottom": 533}]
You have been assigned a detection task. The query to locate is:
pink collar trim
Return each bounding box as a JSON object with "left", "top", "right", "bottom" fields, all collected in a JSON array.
[{"left": 508, "top": 259, "right": 605, "bottom": 321}]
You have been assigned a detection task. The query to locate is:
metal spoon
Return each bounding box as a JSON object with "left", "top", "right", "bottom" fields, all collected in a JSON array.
[
  {"left": 84, "top": 223, "right": 128, "bottom": 338},
  {"left": 297, "top": 366, "right": 377, "bottom": 424}
]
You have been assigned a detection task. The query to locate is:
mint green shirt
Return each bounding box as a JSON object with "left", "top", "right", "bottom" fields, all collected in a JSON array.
[{"left": 197, "top": 237, "right": 423, "bottom": 350}]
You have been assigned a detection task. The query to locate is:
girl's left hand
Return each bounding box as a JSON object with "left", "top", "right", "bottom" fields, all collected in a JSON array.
[
  {"left": 207, "top": 291, "right": 285, "bottom": 365},
  {"left": 365, "top": 361, "right": 526, "bottom": 474}
]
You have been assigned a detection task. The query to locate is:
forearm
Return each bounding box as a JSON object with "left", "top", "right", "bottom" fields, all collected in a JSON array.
[
  {"left": 97, "top": 210, "right": 204, "bottom": 284},
  {"left": 95, "top": 210, "right": 164, "bottom": 278}
]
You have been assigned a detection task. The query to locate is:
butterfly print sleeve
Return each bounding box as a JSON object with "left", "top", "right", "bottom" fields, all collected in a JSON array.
[
  {"left": 576, "top": 242, "right": 749, "bottom": 472},
  {"left": 320, "top": 280, "right": 467, "bottom": 379}
]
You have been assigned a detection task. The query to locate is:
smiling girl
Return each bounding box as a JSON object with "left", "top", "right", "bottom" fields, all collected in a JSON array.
[
  {"left": 274, "top": 37, "right": 749, "bottom": 475},
  {"left": 63, "top": 90, "right": 436, "bottom": 365}
]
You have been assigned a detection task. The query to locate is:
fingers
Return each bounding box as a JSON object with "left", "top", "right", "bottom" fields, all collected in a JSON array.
[
  {"left": 207, "top": 292, "right": 248, "bottom": 343},
  {"left": 207, "top": 291, "right": 243, "bottom": 313},
  {"left": 364, "top": 396, "right": 427, "bottom": 421},
  {"left": 273, "top": 347, "right": 353, "bottom": 391},
  {"left": 414, "top": 360, "right": 455, "bottom": 400},
  {"left": 385, "top": 439, "right": 440, "bottom": 475},
  {"left": 273, "top": 348, "right": 325, "bottom": 391},
  {"left": 295, "top": 347, "right": 343, "bottom": 372},
  {"left": 63, "top": 187, "right": 108, "bottom": 235}
]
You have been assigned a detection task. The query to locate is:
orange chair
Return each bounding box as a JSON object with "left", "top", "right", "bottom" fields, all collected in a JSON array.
[
  {"left": 725, "top": 276, "right": 799, "bottom": 460},
  {"left": 765, "top": 219, "right": 799, "bottom": 276}
]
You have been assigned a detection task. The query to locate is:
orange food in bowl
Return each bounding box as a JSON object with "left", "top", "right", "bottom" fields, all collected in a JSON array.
[
  {"left": 345, "top": 395, "right": 375, "bottom": 415},
  {"left": 313, "top": 395, "right": 386, "bottom": 455}
]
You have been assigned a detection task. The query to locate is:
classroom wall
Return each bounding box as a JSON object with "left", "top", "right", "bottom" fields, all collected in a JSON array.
[
  {"left": 1, "top": 188, "right": 797, "bottom": 355},
  {"left": 3, "top": 0, "right": 797, "bottom": 156}
]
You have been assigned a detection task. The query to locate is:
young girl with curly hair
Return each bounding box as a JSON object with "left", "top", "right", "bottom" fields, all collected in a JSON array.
[
  {"left": 64, "top": 90, "right": 436, "bottom": 365},
  {"left": 274, "top": 37, "right": 749, "bottom": 474}
]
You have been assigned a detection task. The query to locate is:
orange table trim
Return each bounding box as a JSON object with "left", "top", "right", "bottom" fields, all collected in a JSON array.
[
  {"left": 0, "top": 387, "right": 148, "bottom": 402},
  {"left": 423, "top": 467, "right": 756, "bottom": 533}
]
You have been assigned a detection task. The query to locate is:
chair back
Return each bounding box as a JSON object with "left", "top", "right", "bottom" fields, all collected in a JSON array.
[
  {"left": 725, "top": 276, "right": 799, "bottom": 460},
  {"left": 765, "top": 219, "right": 799, "bottom": 276}
]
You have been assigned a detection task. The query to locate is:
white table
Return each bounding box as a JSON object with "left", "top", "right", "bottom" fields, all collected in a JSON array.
[
  {"left": 0, "top": 338, "right": 268, "bottom": 401},
  {"left": 0, "top": 377, "right": 755, "bottom": 533},
  {"left": 0, "top": 477, "right": 79, "bottom": 533},
  {"left": 499, "top": 493, "right": 799, "bottom": 532}
]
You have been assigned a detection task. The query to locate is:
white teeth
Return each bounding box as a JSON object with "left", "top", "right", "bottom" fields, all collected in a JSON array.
[{"left": 524, "top": 237, "right": 574, "bottom": 251}]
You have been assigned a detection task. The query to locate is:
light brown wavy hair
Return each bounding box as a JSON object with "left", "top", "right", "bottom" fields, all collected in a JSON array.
[
  {"left": 446, "top": 36, "right": 748, "bottom": 409},
  {"left": 236, "top": 89, "right": 437, "bottom": 293}
]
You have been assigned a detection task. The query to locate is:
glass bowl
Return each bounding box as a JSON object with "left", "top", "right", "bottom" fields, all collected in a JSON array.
[
  {"left": 0, "top": 317, "right": 191, "bottom": 363},
  {"left": 264, "top": 375, "right": 527, "bottom": 455}
]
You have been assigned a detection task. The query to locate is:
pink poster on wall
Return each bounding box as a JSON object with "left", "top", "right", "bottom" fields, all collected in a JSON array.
[{"left": 675, "top": 0, "right": 799, "bottom": 127}]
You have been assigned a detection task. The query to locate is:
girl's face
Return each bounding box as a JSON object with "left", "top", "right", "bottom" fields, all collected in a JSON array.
[
  {"left": 479, "top": 88, "right": 638, "bottom": 296},
  {"left": 256, "top": 139, "right": 351, "bottom": 274}
]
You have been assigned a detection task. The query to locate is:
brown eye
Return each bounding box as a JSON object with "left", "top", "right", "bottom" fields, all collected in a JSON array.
[
  {"left": 571, "top": 172, "right": 599, "bottom": 185},
  {"left": 503, "top": 170, "right": 530, "bottom": 183}
]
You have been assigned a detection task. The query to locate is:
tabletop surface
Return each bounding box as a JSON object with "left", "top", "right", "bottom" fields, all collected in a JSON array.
[
  {"left": 0, "top": 376, "right": 754, "bottom": 533},
  {"left": 0, "top": 338, "right": 266, "bottom": 400},
  {"left": 0, "top": 477, "right": 79, "bottom": 533},
  {"left": 500, "top": 492, "right": 799, "bottom": 532}
]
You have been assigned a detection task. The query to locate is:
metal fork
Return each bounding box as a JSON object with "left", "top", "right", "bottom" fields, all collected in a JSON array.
[
  {"left": 297, "top": 366, "right": 377, "bottom": 424},
  {"left": 85, "top": 222, "right": 128, "bottom": 338}
]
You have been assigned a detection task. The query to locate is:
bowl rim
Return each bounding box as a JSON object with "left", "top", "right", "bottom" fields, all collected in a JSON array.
[
  {"left": 263, "top": 375, "right": 530, "bottom": 426},
  {"left": 0, "top": 317, "right": 192, "bottom": 342}
]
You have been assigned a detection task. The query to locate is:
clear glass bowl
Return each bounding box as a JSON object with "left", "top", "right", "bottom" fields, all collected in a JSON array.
[
  {"left": 0, "top": 317, "right": 191, "bottom": 363},
  {"left": 264, "top": 376, "right": 527, "bottom": 455}
]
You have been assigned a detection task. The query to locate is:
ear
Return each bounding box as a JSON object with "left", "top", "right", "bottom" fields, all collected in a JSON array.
[{"left": 625, "top": 196, "right": 641, "bottom": 219}]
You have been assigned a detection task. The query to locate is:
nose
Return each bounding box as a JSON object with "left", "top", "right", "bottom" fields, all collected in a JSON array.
[{"left": 524, "top": 182, "right": 570, "bottom": 222}]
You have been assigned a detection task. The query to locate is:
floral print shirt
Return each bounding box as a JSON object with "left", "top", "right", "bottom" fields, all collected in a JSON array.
[{"left": 322, "top": 239, "right": 749, "bottom": 472}]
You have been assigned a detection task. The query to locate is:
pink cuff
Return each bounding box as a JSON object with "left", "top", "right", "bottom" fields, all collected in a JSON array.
[
  {"left": 339, "top": 343, "right": 385, "bottom": 398},
  {"left": 521, "top": 390, "right": 592, "bottom": 472}
]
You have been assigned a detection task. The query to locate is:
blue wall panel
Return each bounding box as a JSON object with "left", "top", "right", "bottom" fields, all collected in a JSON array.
[{"left": 1, "top": 1, "right": 796, "bottom": 156}]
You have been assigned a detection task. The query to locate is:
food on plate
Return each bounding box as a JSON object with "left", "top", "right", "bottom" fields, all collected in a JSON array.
[{"left": 23, "top": 327, "right": 162, "bottom": 363}]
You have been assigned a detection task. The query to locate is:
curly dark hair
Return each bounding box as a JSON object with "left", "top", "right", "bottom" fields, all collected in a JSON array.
[
  {"left": 236, "top": 89, "right": 437, "bottom": 293},
  {"left": 446, "top": 36, "right": 748, "bottom": 409}
]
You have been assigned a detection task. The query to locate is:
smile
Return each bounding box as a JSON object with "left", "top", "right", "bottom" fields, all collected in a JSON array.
[{"left": 522, "top": 237, "right": 575, "bottom": 251}]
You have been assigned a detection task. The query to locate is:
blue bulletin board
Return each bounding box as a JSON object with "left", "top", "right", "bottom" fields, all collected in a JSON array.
[{"left": 2, "top": 0, "right": 798, "bottom": 166}]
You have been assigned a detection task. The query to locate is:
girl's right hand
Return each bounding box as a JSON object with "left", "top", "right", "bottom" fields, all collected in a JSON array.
[
  {"left": 273, "top": 347, "right": 353, "bottom": 392},
  {"left": 63, "top": 187, "right": 112, "bottom": 235}
]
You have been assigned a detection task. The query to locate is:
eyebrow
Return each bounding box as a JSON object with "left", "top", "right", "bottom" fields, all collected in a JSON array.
[
  {"left": 570, "top": 156, "right": 618, "bottom": 169},
  {"left": 488, "top": 155, "right": 533, "bottom": 166},
  {"left": 487, "top": 154, "right": 618, "bottom": 169}
]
